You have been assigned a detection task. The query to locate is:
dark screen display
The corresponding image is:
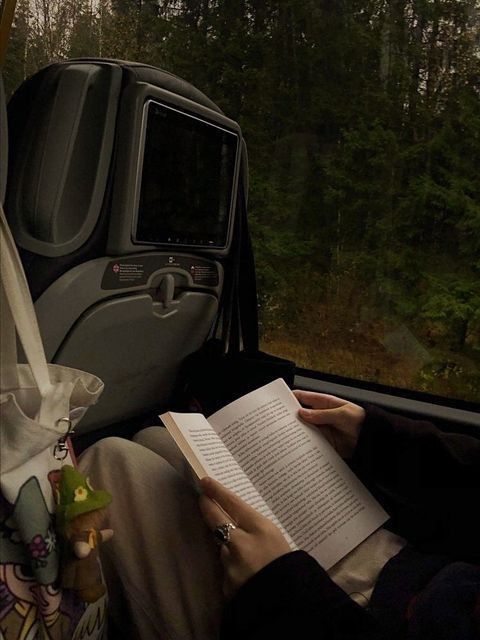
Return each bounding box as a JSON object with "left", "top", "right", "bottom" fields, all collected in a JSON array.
[{"left": 134, "top": 100, "right": 238, "bottom": 248}]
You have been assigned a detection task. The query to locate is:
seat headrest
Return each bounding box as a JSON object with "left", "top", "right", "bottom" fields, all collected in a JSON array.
[
  {"left": 6, "top": 59, "right": 227, "bottom": 259},
  {"left": 6, "top": 62, "right": 122, "bottom": 257},
  {"left": 76, "top": 57, "right": 222, "bottom": 114}
]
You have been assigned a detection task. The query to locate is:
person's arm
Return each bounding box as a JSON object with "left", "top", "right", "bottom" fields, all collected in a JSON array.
[
  {"left": 350, "top": 404, "right": 480, "bottom": 561},
  {"left": 352, "top": 403, "right": 480, "bottom": 490},
  {"left": 199, "top": 477, "right": 386, "bottom": 640},
  {"left": 295, "top": 392, "right": 480, "bottom": 561}
]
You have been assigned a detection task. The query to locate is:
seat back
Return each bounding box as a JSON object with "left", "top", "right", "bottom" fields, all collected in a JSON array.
[{"left": 6, "top": 59, "right": 244, "bottom": 433}]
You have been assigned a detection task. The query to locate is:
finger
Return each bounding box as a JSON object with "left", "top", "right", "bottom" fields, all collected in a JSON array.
[
  {"left": 293, "top": 389, "right": 344, "bottom": 410},
  {"left": 199, "top": 492, "right": 236, "bottom": 531},
  {"left": 200, "top": 477, "right": 259, "bottom": 531}
]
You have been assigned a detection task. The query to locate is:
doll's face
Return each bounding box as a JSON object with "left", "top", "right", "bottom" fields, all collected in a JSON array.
[
  {"left": 0, "top": 564, "right": 61, "bottom": 614},
  {"left": 65, "top": 507, "right": 107, "bottom": 537}
]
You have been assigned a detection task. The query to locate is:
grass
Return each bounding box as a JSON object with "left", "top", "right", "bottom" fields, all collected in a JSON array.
[{"left": 260, "top": 315, "right": 480, "bottom": 404}]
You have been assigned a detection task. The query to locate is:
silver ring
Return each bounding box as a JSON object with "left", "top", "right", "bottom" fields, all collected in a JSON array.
[{"left": 213, "top": 522, "right": 236, "bottom": 546}]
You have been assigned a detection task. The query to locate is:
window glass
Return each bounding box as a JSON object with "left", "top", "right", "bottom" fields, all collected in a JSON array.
[{"left": 4, "top": 1, "right": 479, "bottom": 403}]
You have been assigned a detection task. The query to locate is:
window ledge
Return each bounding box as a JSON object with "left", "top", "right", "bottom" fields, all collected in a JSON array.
[{"left": 294, "top": 375, "right": 480, "bottom": 431}]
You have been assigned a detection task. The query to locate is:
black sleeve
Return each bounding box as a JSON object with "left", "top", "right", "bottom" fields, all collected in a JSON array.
[
  {"left": 222, "top": 407, "right": 480, "bottom": 639},
  {"left": 221, "top": 551, "right": 386, "bottom": 640},
  {"left": 350, "top": 405, "right": 480, "bottom": 561}
]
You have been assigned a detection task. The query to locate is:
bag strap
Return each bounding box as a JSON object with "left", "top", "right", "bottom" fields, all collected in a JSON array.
[
  {"left": 0, "top": 279, "right": 17, "bottom": 390},
  {"left": 0, "top": 0, "right": 17, "bottom": 66},
  {"left": 236, "top": 177, "right": 259, "bottom": 353},
  {"left": 216, "top": 143, "right": 259, "bottom": 355},
  {"left": 0, "top": 202, "right": 53, "bottom": 396}
]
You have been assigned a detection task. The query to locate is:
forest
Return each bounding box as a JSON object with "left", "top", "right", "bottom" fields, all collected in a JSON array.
[{"left": 3, "top": 0, "right": 480, "bottom": 403}]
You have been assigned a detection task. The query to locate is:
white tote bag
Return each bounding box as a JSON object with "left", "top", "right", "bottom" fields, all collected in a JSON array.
[{"left": 0, "top": 203, "right": 107, "bottom": 640}]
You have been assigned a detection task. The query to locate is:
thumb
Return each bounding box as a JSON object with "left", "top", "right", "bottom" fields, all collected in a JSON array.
[{"left": 298, "top": 406, "right": 342, "bottom": 427}]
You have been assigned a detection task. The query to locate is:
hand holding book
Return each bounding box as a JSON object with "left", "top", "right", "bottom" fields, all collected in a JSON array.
[
  {"left": 199, "top": 476, "right": 292, "bottom": 597},
  {"left": 160, "top": 379, "right": 388, "bottom": 570},
  {"left": 293, "top": 390, "right": 365, "bottom": 459},
  {"left": 197, "top": 391, "right": 367, "bottom": 597}
]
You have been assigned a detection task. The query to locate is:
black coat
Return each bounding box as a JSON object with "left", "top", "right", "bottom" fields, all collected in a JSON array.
[{"left": 221, "top": 405, "right": 480, "bottom": 640}]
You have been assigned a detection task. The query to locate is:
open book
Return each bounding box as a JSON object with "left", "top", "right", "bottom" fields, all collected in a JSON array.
[{"left": 160, "top": 378, "right": 388, "bottom": 569}]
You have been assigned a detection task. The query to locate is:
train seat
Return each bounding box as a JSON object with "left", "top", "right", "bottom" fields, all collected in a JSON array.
[{"left": 5, "top": 59, "right": 243, "bottom": 435}]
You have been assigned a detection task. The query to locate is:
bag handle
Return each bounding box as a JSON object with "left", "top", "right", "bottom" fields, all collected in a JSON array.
[
  {"left": 0, "top": 279, "right": 18, "bottom": 390},
  {"left": 0, "top": 202, "right": 53, "bottom": 396},
  {"left": 215, "top": 143, "right": 259, "bottom": 355}
]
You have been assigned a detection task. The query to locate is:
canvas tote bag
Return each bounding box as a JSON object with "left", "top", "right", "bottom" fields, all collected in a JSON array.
[{"left": 0, "top": 202, "right": 108, "bottom": 640}]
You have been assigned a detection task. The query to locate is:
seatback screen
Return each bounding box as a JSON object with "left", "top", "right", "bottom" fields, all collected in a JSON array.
[{"left": 133, "top": 99, "right": 239, "bottom": 249}]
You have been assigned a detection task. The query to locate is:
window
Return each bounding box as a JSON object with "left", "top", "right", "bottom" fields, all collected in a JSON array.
[{"left": 4, "top": 0, "right": 479, "bottom": 406}]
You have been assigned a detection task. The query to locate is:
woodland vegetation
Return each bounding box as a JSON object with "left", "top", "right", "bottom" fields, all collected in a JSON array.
[{"left": 3, "top": 0, "right": 480, "bottom": 403}]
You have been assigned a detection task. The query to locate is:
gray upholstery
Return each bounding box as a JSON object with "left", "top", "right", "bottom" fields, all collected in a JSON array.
[
  {"left": 7, "top": 63, "right": 122, "bottom": 257},
  {"left": 6, "top": 60, "right": 240, "bottom": 434}
]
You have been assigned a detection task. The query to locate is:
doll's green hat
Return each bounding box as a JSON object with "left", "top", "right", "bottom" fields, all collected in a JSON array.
[{"left": 56, "top": 465, "right": 112, "bottom": 529}]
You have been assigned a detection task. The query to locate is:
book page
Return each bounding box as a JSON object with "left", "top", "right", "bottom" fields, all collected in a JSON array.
[
  {"left": 208, "top": 379, "right": 388, "bottom": 569},
  {"left": 161, "top": 411, "right": 296, "bottom": 548}
]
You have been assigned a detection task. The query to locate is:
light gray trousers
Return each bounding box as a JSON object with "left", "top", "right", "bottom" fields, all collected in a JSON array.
[{"left": 78, "top": 427, "right": 224, "bottom": 640}]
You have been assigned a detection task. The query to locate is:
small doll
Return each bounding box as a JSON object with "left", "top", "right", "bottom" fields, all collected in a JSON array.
[{"left": 56, "top": 465, "right": 113, "bottom": 603}]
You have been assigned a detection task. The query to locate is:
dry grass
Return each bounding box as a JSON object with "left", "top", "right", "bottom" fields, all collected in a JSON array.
[
  {"left": 258, "top": 271, "right": 479, "bottom": 403},
  {"left": 261, "top": 319, "right": 479, "bottom": 403}
]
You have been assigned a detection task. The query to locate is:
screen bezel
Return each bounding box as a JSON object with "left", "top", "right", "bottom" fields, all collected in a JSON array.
[{"left": 131, "top": 98, "right": 240, "bottom": 251}]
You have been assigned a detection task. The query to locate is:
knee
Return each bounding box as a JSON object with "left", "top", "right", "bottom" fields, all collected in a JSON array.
[
  {"left": 78, "top": 436, "right": 189, "bottom": 503},
  {"left": 410, "top": 562, "right": 480, "bottom": 629},
  {"left": 133, "top": 426, "right": 166, "bottom": 448},
  {"left": 78, "top": 436, "right": 171, "bottom": 486},
  {"left": 134, "top": 427, "right": 193, "bottom": 481},
  {"left": 432, "top": 562, "right": 480, "bottom": 587},
  {"left": 79, "top": 436, "right": 137, "bottom": 468}
]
